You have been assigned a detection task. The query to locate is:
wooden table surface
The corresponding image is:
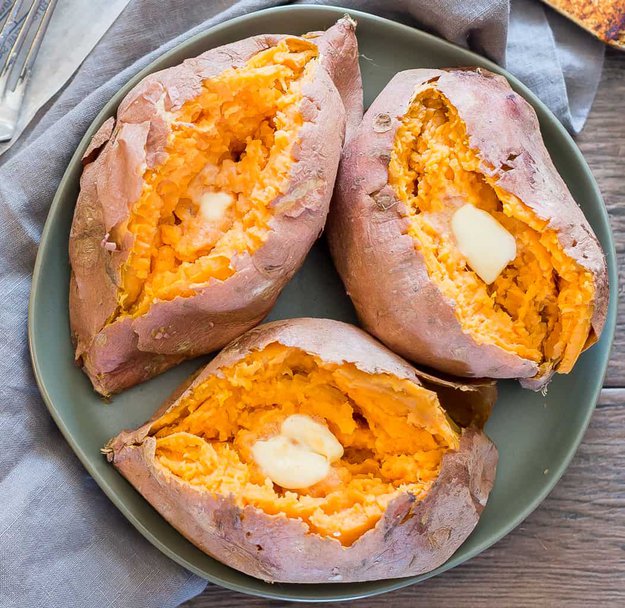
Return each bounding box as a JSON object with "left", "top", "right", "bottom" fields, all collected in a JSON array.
[{"left": 184, "top": 48, "right": 625, "bottom": 608}]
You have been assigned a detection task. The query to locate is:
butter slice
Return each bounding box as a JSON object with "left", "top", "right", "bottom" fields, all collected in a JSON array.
[
  {"left": 251, "top": 435, "right": 330, "bottom": 490},
  {"left": 198, "top": 191, "right": 234, "bottom": 222},
  {"left": 451, "top": 204, "right": 517, "bottom": 284},
  {"left": 281, "top": 414, "right": 344, "bottom": 463}
]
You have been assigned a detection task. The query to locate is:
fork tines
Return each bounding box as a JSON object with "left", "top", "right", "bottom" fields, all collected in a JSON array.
[{"left": 0, "top": 0, "right": 57, "bottom": 142}]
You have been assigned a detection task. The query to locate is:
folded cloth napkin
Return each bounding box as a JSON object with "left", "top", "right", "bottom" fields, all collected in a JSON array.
[{"left": 0, "top": 1, "right": 605, "bottom": 607}]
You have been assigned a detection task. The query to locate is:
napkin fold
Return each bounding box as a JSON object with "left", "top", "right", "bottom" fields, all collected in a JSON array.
[{"left": 0, "top": 1, "right": 606, "bottom": 607}]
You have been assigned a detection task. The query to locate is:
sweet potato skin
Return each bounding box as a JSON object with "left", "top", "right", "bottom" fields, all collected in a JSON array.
[
  {"left": 106, "top": 318, "right": 497, "bottom": 583},
  {"left": 69, "top": 18, "right": 363, "bottom": 396},
  {"left": 327, "top": 68, "right": 609, "bottom": 387}
]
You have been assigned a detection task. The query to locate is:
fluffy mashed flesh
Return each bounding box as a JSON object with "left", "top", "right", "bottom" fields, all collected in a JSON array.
[
  {"left": 111, "top": 38, "right": 318, "bottom": 319},
  {"left": 149, "top": 343, "right": 459, "bottom": 546},
  {"left": 388, "top": 88, "right": 595, "bottom": 376}
]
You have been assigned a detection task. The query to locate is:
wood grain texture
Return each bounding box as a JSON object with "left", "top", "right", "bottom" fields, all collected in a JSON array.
[
  {"left": 577, "top": 49, "right": 625, "bottom": 386},
  {"left": 184, "top": 49, "right": 625, "bottom": 607}
]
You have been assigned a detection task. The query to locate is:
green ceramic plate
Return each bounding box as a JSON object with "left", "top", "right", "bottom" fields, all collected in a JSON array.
[{"left": 29, "top": 5, "right": 617, "bottom": 602}]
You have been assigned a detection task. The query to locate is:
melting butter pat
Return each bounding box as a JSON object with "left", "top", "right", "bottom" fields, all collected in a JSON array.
[
  {"left": 281, "top": 414, "right": 344, "bottom": 462},
  {"left": 451, "top": 204, "right": 517, "bottom": 284},
  {"left": 198, "top": 191, "right": 234, "bottom": 222},
  {"left": 251, "top": 435, "right": 330, "bottom": 490},
  {"left": 251, "top": 415, "right": 343, "bottom": 490}
]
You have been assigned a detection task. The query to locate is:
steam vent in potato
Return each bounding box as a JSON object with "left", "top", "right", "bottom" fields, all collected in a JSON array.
[
  {"left": 69, "top": 18, "right": 362, "bottom": 395},
  {"left": 329, "top": 68, "right": 608, "bottom": 389},
  {"left": 106, "top": 319, "right": 498, "bottom": 583}
]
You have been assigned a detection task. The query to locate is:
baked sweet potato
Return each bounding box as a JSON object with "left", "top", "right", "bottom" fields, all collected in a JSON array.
[
  {"left": 69, "top": 17, "right": 362, "bottom": 396},
  {"left": 328, "top": 68, "right": 608, "bottom": 389},
  {"left": 105, "top": 318, "right": 497, "bottom": 583}
]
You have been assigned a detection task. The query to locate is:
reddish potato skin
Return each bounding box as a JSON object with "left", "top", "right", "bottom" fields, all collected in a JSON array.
[
  {"left": 106, "top": 318, "right": 497, "bottom": 584},
  {"left": 327, "top": 68, "right": 609, "bottom": 388},
  {"left": 69, "top": 18, "right": 363, "bottom": 396}
]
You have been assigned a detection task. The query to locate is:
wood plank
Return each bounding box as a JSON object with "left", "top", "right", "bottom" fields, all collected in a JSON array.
[
  {"left": 576, "top": 48, "right": 625, "bottom": 386},
  {"left": 597, "top": 387, "right": 625, "bottom": 406},
  {"left": 184, "top": 388, "right": 625, "bottom": 607}
]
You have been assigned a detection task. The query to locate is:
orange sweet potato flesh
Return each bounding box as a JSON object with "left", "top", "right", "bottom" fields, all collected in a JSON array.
[
  {"left": 117, "top": 40, "right": 316, "bottom": 318},
  {"left": 389, "top": 88, "right": 595, "bottom": 376},
  {"left": 150, "top": 342, "right": 458, "bottom": 547},
  {"left": 68, "top": 19, "right": 362, "bottom": 396},
  {"left": 107, "top": 318, "right": 497, "bottom": 583},
  {"left": 329, "top": 68, "right": 608, "bottom": 389}
]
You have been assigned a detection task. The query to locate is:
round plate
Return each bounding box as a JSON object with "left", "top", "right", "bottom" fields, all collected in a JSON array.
[{"left": 29, "top": 4, "right": 617, "bottom": 603}]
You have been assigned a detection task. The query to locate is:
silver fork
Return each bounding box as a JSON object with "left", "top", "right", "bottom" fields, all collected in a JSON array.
[{"left": 0, "top": 0, "right": 57, "bottom": 142}]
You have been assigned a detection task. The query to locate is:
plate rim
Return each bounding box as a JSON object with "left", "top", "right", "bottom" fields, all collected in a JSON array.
[{"left": 28, "top": 3, "right": 618, "bottom": 602}]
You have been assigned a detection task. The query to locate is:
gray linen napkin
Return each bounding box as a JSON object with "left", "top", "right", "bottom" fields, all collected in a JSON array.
[{"left": 0, "top": 1, "right": 605, "bottom": 607}]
